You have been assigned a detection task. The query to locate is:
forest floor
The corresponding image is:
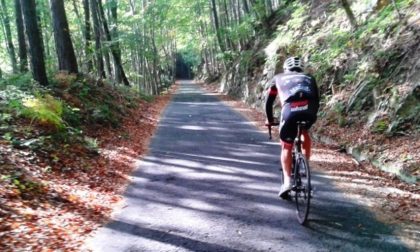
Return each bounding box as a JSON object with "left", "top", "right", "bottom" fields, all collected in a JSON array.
[
  {"left": 198, "top": 81, "right": 420, "bottom": 246},
  {"left": 0, "top": 84, "right": 175, "bottom": 251}
]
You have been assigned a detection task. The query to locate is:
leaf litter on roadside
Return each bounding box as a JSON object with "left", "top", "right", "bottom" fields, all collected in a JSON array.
[{"left": 0, "top": 87, "right": 174, "bottom": 251}]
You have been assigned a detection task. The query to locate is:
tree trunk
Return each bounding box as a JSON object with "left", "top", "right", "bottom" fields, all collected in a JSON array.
[
  {"left": 98, "top": 0, "right": 130, "bottom": 85},
  {"left": 108, "top": 0, "right": 125, "bottom": 84},
  {"left": 83, "top": 0, "right": 93, "bottom": 72},
  {"left": 242, "top": 0, "right": 250, "bottom": 14},
  {"left": 90, "top": 0, "right": 105, "bottom": 78},
  {"left": 39, "top": 1, "right": 51, "bottom": 60},
  {"left": 50, "top": 0, "right": 78, "bottom": 73},
  {"left": 210, "top": 0, "right": 226, "bottom": 52},
  {"left": 20, "top": 0, "right": 48, "bottom": 86},
  {"left": 340, "top": 0, "right": 357, "bottom": 29},
  {"left": 0, "top": 0, "right": 17, "bottom": 73},
  {"left": 265, "top": 0, "right": 273, "bottom": 15},
  {"left": 14, "top": 0, "right": 27, "bottom": 72}
]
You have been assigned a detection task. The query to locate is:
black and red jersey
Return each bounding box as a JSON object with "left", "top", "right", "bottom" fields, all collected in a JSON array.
[
  {"left": 269, "top": 72, "right": 319, "bottom": 106},
  {"left": 265, "top": 71, "right": 319, "bottom": 125}
]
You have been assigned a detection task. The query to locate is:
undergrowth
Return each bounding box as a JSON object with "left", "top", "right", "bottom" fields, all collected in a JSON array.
[
  {"left": 262, "top": 0, "right": 417, "bottom": 134},
  {"left": 0, "top": 72, "right": 146, "bottom": 177}
]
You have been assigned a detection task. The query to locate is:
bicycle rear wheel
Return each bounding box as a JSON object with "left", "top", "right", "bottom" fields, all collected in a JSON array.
[{"left": 294, "top": 154, "right": 311, "bottom": 225}]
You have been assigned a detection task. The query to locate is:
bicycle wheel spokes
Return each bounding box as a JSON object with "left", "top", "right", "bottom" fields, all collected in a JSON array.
[{"left": 294, "top": 155, "right": 311, "bottom": 225}]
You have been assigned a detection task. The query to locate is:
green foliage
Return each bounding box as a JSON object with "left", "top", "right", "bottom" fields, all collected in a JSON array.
[
  {"left": 2, "top": 132, "right": 13, "bottom": 141},
  {"left": 79, "top": 84, "right": 91, "bottom": 100},
  {"left": 355, "top": 4, "right": 397, "bottom": 40},
  {"left": 338, "top": 115, "right": 347, "bottom": 128},
  {"left": 21, "top": 94, "right": 64, "bottom": 129},
  {"left": 371, "top": 119, "right": 389, "bottom": 133},
  {"left": 2, "top": 173, "right": 44, "bottom": 194},
  {"left": 92, "top": 104, "right": 118, "bottom": 126},
  {"left": 178, "top": 46, "right": 201, "bottom": 73},
  {"left": 0, "top": 73, "right": 34, "bottom": 90},
  {"left": 0, "top": 85, "right": 34, "bottom": 106},
  {"left": 287, "top": 4, "right": 309, "bottom": 29},
  {"left": 84, "top": 136, "right": 100, "bottom": 154},
  {"left": 343, "top": 71, "right": 357, "bottom": 84},
  {"left": 62, "top": 106, "right": 81, "bottom": 128},
  {"left": 216, "top": 50, "right": 238, "bottom": 64},
  {"left": 138, "top": 92, "right": 154, "bottom": 102},
  {"left": 333, "top": 102, "right": 346, "bottom": 114},
  {"left": 330, "top": 102, "right": 347, "bottom": 127},
  {"left": 0, "top": 113, "right": 12, "bottom": 123}
]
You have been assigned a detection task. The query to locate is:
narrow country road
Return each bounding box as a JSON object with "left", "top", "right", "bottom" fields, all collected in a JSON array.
[{"left": 86, "top": 81, "right": 411, "bottom": 251}]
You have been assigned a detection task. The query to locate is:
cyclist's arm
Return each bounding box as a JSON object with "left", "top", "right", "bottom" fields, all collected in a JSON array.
[{"left": 265, "top": 82, "right": 278, "bottom": 124}]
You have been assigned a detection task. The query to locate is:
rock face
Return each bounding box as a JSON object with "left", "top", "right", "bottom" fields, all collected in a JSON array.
[{"left": 203, "top": 0, "right": 419, "bottom": 183}]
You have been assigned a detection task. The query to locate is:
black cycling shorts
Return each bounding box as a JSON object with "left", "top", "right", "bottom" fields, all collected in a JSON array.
[{"left": 279, "top": 99, "right": 318, "bottom": 143}]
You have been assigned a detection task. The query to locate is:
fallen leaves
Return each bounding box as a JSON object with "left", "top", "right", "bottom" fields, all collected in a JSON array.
[{"left": 0, "top": 86, "right": 174, "bottom": 251}]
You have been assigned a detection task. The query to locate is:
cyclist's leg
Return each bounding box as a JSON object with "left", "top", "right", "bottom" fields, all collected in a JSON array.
[
  {"left": 301, "top": 130, "right": 311, "bottom": 161},
  {"left": 280, "top": 141, "right": 293, "bottom": 183},
  {"left": 279, "top": 104, "right": 298, "bottom": 197},
  {"left": 300, "top": 100, "right": 318, "bottom": 161}
]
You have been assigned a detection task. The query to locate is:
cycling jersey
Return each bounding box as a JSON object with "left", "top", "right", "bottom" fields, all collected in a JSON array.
[
  {"left": 265, "top": 71, "right": 320, "bottom": 144},
  {"left": 270, "top": 72, "right": 319, "bottom": 105}
]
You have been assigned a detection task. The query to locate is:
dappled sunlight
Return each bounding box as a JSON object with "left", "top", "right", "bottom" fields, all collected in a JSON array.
[
  {"left": 188, "top": 154, "right": 266, "bottom": 166},
  {"left": 102, "top": 148, "right": 139, "bottom": 168},
  {"left": 173, "top": 102, "right": 219, "bottom": 106},
  {"left": 228, "top": 150, "right": 273, "bottom": 158},
  {"left": 180, "top": 198, "right": 222, "bottom": 212},
  {"left": 311, "top": 147, "right": 353, "bottom": 165},
  {"left": 154, "top": 157, "right": 202, "bottom": 169},
  {"left": 177, "top": 125, "right": 207, "bottom": 130}
]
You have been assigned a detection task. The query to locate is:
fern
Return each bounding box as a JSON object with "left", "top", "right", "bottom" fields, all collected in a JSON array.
[{"left": 22, "top": 94, "right": 64, "bottom": 129}]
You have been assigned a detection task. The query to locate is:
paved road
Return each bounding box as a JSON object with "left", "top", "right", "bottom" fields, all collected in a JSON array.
[{"left": 86, "top": 81, "right": 412, "bottom": 251}]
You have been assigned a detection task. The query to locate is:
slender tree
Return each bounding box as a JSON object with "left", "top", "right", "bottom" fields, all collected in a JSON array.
[
  {"left": 20, "top": 0, "right": 48, "bottom": 86},
  {"left": 108, "top": 0, "right": 125, "bottom": 84},
  {"left": 14, "top": 0, "right": 27, "bottom": 72},
  {"left": 90, "top": 0, "right": 105, "bottom": 78},
  {"left": 0, "top": 0, "right": 17, "bottom": 73},
  {"left": 242, "top": 0, "right": 250, "bottom": 14},
  {"left": 340, "top": 0, "right": 358, "bottom": 29},
  {"left": 83, "top": 0, "right": 93, "bottom": 71},
  {"left": 98, "top": 0, "right": 129, "bottom": 85},
  {"left": 210, "top": 0, "right": 226, "bottom": 52},
  {"left": 50, "top": 0, "right": 78, "bottom": 73}
]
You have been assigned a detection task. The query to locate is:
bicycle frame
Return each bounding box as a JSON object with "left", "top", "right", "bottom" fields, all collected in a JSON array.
[{"left": 267, "top": 121, "right": 311, "bottom": 225}]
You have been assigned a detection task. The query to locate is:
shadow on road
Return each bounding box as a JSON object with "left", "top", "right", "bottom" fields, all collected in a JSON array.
[
  {"left": 87, "top": 81, "right": 413, "bottom": 252},
  {"left": 106, "top": 220, "right": 242, "bottom": 252}
]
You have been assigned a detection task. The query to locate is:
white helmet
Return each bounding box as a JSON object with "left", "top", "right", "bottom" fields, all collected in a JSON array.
[{"left": 283, "top": 57, "right": 304, "bottom": 72}]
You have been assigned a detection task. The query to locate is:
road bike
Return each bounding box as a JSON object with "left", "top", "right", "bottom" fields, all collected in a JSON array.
[{"left": 268, "top": 121, "right": 312, "bottom": 225}]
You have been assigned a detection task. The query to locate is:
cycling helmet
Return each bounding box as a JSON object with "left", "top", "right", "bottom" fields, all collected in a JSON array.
[{"left": 283, "top": 57, "right": 304, "bottom": 72}]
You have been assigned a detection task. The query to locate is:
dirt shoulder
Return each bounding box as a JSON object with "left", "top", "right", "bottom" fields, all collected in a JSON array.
[
  {"left": 0, "top": 85, "right": 176, "bottom": 251},
  {"left": 198, "top": 81, "right": 419, "bottom": 246}
]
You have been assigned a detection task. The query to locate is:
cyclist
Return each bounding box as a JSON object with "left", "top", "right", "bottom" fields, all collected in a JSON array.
[{"left": 265, "top": 56, "right": 319, "bottom": 199}]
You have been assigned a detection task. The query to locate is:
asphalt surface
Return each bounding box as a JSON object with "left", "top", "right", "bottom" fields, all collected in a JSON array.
[{"left": 86, "top": 81, "right": 413, "bottom": 251}]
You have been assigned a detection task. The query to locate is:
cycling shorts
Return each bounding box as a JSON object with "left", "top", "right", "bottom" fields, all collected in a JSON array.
[{"left": 279, "top": 99, "right": 318, "bottom": 143}]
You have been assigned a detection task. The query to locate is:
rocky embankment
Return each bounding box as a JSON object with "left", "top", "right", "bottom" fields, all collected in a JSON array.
[{"left": 204, "top": 1, "right": 419, "bottom": 184}]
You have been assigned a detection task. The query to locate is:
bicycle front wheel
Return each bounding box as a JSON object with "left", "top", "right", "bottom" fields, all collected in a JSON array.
[{"left": 294, "top": 154, "right": 311, "bottom": 225}]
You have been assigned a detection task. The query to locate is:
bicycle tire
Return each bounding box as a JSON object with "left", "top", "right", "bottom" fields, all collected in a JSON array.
[{"left": 294, "top": 153, "right": 311, "bottom": 225}]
